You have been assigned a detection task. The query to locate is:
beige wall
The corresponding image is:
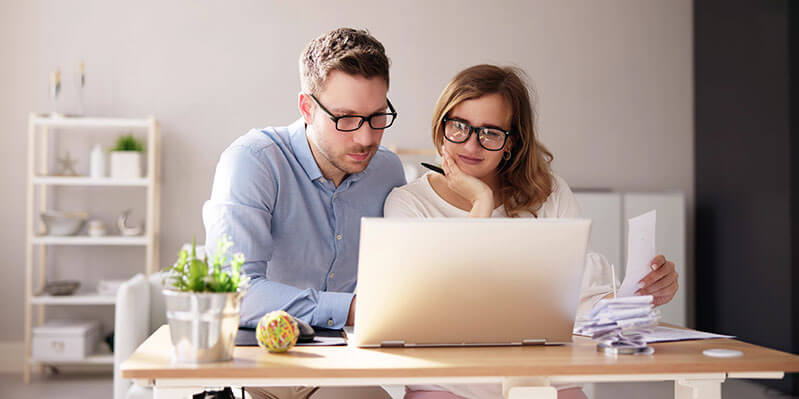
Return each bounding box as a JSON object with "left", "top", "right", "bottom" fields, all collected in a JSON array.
[{"left": 0, "top": 0, "right": 693, "bottom": 341}]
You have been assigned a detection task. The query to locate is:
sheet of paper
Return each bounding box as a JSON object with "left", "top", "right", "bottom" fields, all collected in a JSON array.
[
  {"left": 573, "top": 325, "right": 735, "bottom": 342},
  {"left": 618, "top": 210, "right": 656, "bottom": 297},
  {"left": 344, "top": 326, "right": 356, "bottom": 346},
  {"left": 299, "top": 335, "right": 347, "bottom": 346},
  {"left": 643, "top": 326, "right": 734, "bottom": 343}
]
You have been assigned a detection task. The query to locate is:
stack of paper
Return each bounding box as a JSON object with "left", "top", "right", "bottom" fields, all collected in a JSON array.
[{"left": 575, "top": 295, "right": 659, "bottom": 349}]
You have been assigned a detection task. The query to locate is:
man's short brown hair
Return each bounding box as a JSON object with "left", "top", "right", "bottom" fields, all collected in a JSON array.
[{"left": 299, "top": 28, "right": 390, "bottom": 95}]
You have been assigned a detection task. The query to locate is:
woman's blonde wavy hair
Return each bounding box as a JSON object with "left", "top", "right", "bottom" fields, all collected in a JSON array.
[{"left": 431, "top": 64, "right": 555, "bottom": 217}]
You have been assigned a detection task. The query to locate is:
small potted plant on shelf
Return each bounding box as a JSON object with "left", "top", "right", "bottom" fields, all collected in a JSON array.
[
  {"left": 162, "top": 236, "right": 248, "bottom": 363},
  {"left": 109, "top": 133, "right": 143, "bottom": 179}
]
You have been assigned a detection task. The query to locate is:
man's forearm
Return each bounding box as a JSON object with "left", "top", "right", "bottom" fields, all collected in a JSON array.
[{"left": 239, "top": 274, "right": 354, "bottom": 329}]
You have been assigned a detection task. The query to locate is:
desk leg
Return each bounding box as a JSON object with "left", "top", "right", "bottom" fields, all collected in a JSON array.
[
  {"left": 503, "top": 377, "right": 557, "bottom": 399},
  {"left": 674, "top": 376, "right": 725, "bottom": 399},
  {"left": 154, "top": 386, "right": 204, "bottom": 399}
]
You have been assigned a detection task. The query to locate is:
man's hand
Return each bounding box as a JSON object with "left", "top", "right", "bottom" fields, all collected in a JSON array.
[
  {"left": 346, "top": 295, "right": 356, "bottom": 326},
  {"left": 636, "top": 254, "right": 678, "bottom": 307}
]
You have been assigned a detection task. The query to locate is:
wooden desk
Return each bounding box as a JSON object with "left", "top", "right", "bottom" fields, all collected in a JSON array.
[{"left": 121, "top": 325, "right": 799, "bottom": 399}]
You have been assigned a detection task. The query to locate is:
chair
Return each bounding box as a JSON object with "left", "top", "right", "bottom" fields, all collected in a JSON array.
[{"left": 113, "top": 271, "right": 166, "bottom": 399}]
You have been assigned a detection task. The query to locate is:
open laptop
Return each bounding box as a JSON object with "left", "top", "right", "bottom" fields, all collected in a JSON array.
[{"left": 352, "top": 218, "right": 591, "bottom": 348}]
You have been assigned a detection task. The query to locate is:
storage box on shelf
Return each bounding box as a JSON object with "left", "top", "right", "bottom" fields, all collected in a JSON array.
[
  {"left": 32, "top": 320, "right": 100, "bottom": 362},
  {"left": 24, "top": 114, "right": 161, "bottom": 383}
]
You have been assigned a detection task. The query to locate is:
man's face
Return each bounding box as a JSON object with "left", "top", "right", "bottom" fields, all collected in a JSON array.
[{"left": 301, "top": 70, "right": 389, "bottom": 180}]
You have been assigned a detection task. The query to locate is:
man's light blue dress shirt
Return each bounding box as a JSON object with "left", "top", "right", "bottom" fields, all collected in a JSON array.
[{"left": 202, "top": 119, "right": 405, "bottom": 329}]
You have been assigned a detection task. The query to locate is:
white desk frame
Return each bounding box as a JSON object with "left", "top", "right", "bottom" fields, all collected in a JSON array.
[{"left": 135, "top": 371, "right": 784, "bottom": 399}]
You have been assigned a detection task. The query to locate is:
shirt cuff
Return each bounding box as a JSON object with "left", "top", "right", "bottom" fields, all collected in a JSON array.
[{"left": 311, "top": 291, "right": 354, "bottom": 329}]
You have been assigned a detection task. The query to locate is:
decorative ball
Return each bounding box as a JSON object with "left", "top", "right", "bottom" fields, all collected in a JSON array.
[{"left": 256, "top": 310, "right": 299, "bottom": 353}]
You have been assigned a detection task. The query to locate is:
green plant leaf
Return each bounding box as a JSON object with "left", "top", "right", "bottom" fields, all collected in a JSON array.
[
  {"left": 113, "top": 133, "right": 144, "bottom": 152},
  {"left": 164, "top": 235, "right": 248, "bottom": 293}
]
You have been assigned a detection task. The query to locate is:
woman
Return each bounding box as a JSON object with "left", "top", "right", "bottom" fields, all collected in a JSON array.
[{"left": 384, "top": 65, "right": 679, "bottom": 399}]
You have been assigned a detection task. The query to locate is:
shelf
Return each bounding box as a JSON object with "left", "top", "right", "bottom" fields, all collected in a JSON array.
[
  {"left": 31, "top": 292, "right": 116, "bottom": 305},
  {"left": 31, "top": 353, "right": 114, "bottom": 365},
  {"left": 31, "top": 235, "right": 148, "bottom": 246},
  {"left": 33, "top": 176, "right": 149, "bottom": 186},
  {"left": 32, "top": 115, "right": 151, "bottom": 129},
  {"left": 25, "top": 113, "right": 159, "bottom": 382}
]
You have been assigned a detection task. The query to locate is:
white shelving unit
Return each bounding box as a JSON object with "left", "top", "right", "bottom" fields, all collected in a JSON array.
[
  {"left": 24, "top": 114, "right": 161, "bottom": 383},
  {"left": 31, "top": 293, "right": 117, "bottom": 305},
  {"left": 31, "top": 235, "right": 149, "bottom": 246},
  {"left": 29, "top": 353, "right": 115, "bottom": 365},
  {"left": 32, "top": 176, "right": 149, "bottom": 186}
]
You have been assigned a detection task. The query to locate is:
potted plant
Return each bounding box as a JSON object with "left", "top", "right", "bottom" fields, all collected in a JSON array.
[
  {"left": 162, "top": 236, "right": 248, "bottom": 363},
  {"left": 110, "top": 133, "right": 144, "bottom": 179}
]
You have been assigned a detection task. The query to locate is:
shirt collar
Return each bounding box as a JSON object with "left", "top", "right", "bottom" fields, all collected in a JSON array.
[
  {"left": 288, "top": 118, "right": 324, "bottom": 182},
  {"left": 288, "top": 118, "right": 374, "bottom": 187}
]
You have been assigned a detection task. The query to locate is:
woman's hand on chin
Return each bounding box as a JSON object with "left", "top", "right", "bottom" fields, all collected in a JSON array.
[{"left": 441, "top": 146, "right": 494, "bottom": 217}]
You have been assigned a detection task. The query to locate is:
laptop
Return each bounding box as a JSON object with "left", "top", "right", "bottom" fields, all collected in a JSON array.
[{"left": 352, "top": 218, "right": 591, "bottom": 348}]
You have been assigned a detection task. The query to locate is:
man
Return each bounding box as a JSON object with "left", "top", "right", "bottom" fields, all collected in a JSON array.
[
  {"left": 203, "top": 27, "right": 404, "bottom": 339},
  {"left": 203, "top": 27, "right": 404, "bottom": 399}
]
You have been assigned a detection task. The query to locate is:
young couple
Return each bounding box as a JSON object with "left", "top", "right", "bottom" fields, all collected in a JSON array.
[{"left": 203, "top": 27, "right": 678, "bottom": 399}]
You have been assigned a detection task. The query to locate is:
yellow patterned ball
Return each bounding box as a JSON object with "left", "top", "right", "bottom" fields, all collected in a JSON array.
[{"left": 256, "top": 310, "right": 299, "bottom": 353}]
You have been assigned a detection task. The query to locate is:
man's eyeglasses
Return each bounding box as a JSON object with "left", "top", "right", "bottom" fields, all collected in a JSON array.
[
  {"left": 442, "top": 117, "right": 512, "bottom": 151},
  {"left": 310, "top": 94, "right": 397, "bottom": 132}
]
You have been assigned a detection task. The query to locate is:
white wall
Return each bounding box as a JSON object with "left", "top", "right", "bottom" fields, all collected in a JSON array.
[{"left": 0, "top": 0, "right": 693, "bottom": 343}]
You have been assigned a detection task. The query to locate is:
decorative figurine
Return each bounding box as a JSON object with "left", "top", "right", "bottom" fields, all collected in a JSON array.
[
  {"left": 77, "top": 61, "right": 86, "bottom": 116},
  {"left": 55, "top": 152, "right": 79, "bottom": 176},
  {"left": 49, "top": 69, "right": 62, "bottom": 116},
  {"left": 117, "top": 209, "right": 144, "bottom": 236}
]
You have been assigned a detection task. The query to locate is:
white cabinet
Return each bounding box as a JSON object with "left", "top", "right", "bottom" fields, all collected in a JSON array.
[
  {"left": 24, "top": 114, "right": 161, "bottom": 382},
  {"left": 574, "top": 191, "right": 687, "bottom": 326},
  {"left": 572, "top": 192, "right": 623, "bottom": 270}
]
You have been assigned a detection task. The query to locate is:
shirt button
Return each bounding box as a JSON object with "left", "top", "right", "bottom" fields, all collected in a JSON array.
[
  {"left": 336, "top": 234, "right": 342, "bottom": 240},
  {"left": 319, "top": 178, "right": 326, "bottom": 183},
  {"left": 328, "top": 319, "right": 334, "bottom": 327},
  {"left": 329, "top": 272, "right": 335, "bottom": 279},
  {"left": 333, "top": 193, "right": 338, "bottom": 200}
]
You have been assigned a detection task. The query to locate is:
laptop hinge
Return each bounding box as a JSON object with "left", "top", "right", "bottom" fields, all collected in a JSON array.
[
  {"left": 522, "top": 339, "right": 547, "bottom": 346},
  {"left": 380, "top": 340, "right": 406, "bottom": 348}
]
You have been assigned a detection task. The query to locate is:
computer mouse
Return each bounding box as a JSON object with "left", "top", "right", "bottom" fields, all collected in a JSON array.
[{"left": 294, "top": 317, "right": 315, "bottom": 343}]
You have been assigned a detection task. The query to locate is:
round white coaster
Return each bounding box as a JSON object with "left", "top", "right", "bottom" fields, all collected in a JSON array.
[{"left": 702, "top": 349, "right": 743, "bottom": 358}]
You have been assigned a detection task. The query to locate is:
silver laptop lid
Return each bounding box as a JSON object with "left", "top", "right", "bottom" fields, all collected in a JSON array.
[{"left": 353, "top": 218, "right": 591, "bottom": 348}]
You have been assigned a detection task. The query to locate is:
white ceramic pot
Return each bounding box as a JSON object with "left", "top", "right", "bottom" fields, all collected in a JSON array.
[
  {"left": 110, "top": 151, "right": 142, "bottom": 179},
  {"left": 87, "top": 219, "right": 106, "bottom": 237}
]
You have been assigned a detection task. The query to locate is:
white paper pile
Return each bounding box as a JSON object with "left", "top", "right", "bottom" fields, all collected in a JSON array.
[{"left": 575, "top": 295, "right": 659, "bottom": 349}]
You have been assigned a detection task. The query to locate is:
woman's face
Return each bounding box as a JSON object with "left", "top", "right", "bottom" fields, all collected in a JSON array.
[{"left": 442, "top": 93, "right": 512, "bottom": 179}]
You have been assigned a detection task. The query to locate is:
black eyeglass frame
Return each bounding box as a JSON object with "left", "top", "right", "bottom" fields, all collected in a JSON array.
[
  {"left": 310, "top": 93, "right": 397, "bottom": 132},
  {"left": 441, "top": 117, "right": 513, "bottom": 151}
]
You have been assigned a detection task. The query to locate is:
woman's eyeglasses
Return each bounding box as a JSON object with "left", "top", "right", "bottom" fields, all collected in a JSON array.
[{"left": 442, "top": 117, "right": 511, "bottom": 151}]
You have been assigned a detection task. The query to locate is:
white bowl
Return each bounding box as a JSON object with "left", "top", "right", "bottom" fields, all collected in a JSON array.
[{"left": 40, "top": 211, "right": 88, "bottom": 236}]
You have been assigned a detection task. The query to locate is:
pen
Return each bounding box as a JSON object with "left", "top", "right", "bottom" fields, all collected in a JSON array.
[
  {"left": 421, "top": 162, "right": 445, "bottom": 175},
  {"left": 611, "top": 264, "right": 618, "bottom": 298}
]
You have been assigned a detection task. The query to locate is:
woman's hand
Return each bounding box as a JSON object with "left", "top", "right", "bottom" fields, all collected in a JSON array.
[
  {"left": 636, "top": 255, "right": 678, "bottom": 306},
  {"left": 440, "top": 146, "right": 494, "bottom": 217}
]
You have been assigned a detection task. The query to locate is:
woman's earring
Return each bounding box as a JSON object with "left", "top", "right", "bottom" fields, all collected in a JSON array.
[{"left": 503, "top": 151, "right": 511, "bottom": 161}]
